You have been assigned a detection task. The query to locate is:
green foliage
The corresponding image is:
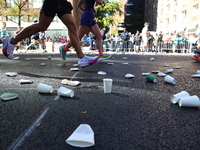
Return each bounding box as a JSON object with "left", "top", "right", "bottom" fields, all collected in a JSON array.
[
  {"left": 0, "top": 0, "right": 38, "bottom": 26},
  {"left": 95, "top": 1, "right": 123, "bottom": 29},
  {"left": 111, "top": 28, "right": 118, "bottom": 35}
]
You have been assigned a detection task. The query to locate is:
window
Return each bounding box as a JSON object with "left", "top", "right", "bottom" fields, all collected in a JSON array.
[
  {"left": 193, "top": 4, "right": 199, "bottom": 16},
  {"left": 160, "top": 9, "right": 163, "bottom": 15},
  {"left": 166, "top": 18, "right": 169, "bottom": 25},
  {"left": 167, "top": 4, "right": 170, "bottom": 11},
  {"left": 174, "top": 0, "right": 177, "bottom": 7},
  {"left": 173, "top": 15, "right": 177, "bottom": 23},
  {"left": 181, "top": 10, "right": 187, "bottom": 19}
]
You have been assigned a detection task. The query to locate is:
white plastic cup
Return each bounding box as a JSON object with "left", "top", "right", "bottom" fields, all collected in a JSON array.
[
  {"left": 170, "top": 91, "right": 190, "bottom": 104},
  {"left": 178, "top": 95, "right": 200, "bottom": 107},
  {"left": 66, "top": 124, "right": 95, "bottom": 148},
  {"left": 164, "top": 75, "right": 176, "bottom": 84},
  {"left": 37, "top": 83, "right": 53, "bottom": 93},
  {"left": 57, "top": 87, "right": 74, "bottom": 97},
  {"left": 103, "top": 78, "right": 113, "bottom": 93}
]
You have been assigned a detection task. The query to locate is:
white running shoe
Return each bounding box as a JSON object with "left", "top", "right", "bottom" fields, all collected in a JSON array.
[{"left": 78, "top": 55, "right": 99, "bottom": 68}]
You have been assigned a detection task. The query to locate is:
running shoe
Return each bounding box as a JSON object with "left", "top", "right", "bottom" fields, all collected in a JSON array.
[
  {"left": 192, "top": 55, "right": 198, "bottom": 60},
  {"left": 2, "top": 36, "right": 15, "bottom": 59},
  {"left": 59, "top": 45, "right": 68, "bottom": 60},
  {"left": 192, "top": 55, "right": 200, "bottom": 62},
  {"left": 98, "top": 54, "right": 112, "bottom": 61},
  {"left": 78, "top": 55, "right": 99, "bottom": 68}
]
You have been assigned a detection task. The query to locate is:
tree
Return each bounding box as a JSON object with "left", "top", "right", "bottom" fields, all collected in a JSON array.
[
  {"left": 0, "top": 0, "right": 38, "bottom": 27},
  {"left": 94, "top": 0, "right": 123, "bottom": 29}
]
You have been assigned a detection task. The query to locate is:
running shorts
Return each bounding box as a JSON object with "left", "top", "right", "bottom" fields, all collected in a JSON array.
[{"left": 80, "top": 11, "right": 96, "bottom": 27}]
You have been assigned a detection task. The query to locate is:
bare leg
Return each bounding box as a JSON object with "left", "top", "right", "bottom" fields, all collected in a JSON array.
[
  {"left": 11, "top": 13, "right": 53, "bottom": 45},
  {"left": 66, "top": 25, "right": 89, "bottom": 49},
  {"left": 59, "top": 14, "right": 84, "bottom": 58},
  {"left": 89, "top": 24, "right": 103, "bottom": 53}
]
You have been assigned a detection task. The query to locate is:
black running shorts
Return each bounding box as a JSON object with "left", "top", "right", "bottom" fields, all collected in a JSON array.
[{"left": 40, "top": 0, "right": 73, "bottom": 18}]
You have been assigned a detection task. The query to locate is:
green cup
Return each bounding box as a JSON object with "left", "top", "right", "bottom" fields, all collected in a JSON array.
[{"left": 146, "top": 74, "right": 157, "bottom": 83}]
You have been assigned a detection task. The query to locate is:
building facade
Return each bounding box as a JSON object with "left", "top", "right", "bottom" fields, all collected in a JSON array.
[
  {"left": 146, "top": 0, "right": 200, "bottom": 35},
  {"left": 123, "top": 0, "right": 145, "bottom": 34}
]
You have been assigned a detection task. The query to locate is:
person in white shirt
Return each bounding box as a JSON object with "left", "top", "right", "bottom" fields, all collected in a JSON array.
[{"left": 141, "top": 22, "right": 150, "bottom": 51}]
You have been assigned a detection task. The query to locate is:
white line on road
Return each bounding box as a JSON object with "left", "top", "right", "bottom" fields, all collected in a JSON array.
[
  {"left": 7, "top": 107, "right": 50, "bottom": 150},
  {"left": 70, "top": 72, "right": 79, "bottom": 81}
]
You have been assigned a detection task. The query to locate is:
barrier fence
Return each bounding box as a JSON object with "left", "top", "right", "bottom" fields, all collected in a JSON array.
[{"left": 101, "top": 40, "right": 197, "bottom": 53}]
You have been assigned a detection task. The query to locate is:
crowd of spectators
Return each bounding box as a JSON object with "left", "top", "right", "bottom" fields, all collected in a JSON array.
[{"left": 8, "top": 28, "right": 200, "bottom": 54}]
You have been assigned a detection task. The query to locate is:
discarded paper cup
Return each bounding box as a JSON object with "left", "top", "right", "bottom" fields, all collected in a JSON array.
[
  {"left": 157, "top": 72, "right": 166, "bottom": 77},
  {"left": 146, "top": 74, "right": 157, "bottom": 82},
  {"left": 1, "top": 93, "right": 18, "bottom": 101},
  {"left": 191, "top": 74, "right": 200, "bottom": 78},
  {"left": 164, "top": 64, "right": 170, "bottom": 67},
  {"left": 37, "top": 83, "right": 53, "bottom": 93},
  {"left": 152, "top": 70, "right": 160, "bottom": 73},
  {"left": 57, "top": 87, "right": 74, "bottom": 97},
  {"left": 178, "top": 95, "right": 200, "bottom": 107},
  {"left": 170, "top": 91, "right": 190, "bottom": 104},
  {"left": 164, "top": 75, "right": 176, "bottom": 84},
  {"left": 173, "top": 66, "right": 181, "bottom": 69},
  {"left": 70, "top": 68, "right": 79, "bottom": 71},
  {"left": 142, "top": 73, "right": 150, "bottom": 76},
  {"left": 103, "top": 78, "right": 113, "bottom": 93},
  {"left": 125, "top": 74, "right": 135, "bottom": 78},
  {"left": 196, "top": 70, "right": 200, "bottom": 74},
  {"left": 66, "top": 124, "right": 95, "bottom": 148},
  {"left": 40, "top": 63, "right": 46, "bottom": 66},
  {"left": 97, "top": 71, "right": 106, "bottom": 75},
  {"left": 150, "top": 57, "right": 154, "bottom": 61},
  {"left": 164, "top": 69, "right": 174, "bottom": 73},
  {"left": 19, "top": 79, "right": 33, "bottom": 84}
]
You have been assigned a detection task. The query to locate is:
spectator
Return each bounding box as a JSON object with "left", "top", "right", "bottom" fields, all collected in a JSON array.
[
  {"left": 120, "top": 28, "right": 130, "bottom": 52},
  {"left": 113, "top": 34, "right": 120, "bottom": 52},
  {"left": 147, "top": 32, "right": 155, "bottom": 52},
  {"left": 39, "top": 31, "right": 46, "bottom": 52},
  {"left": 141, "top": 22, "right": 150, "bottom": 51},
  {"left": 157, "top": 31, "right": 163, "bottom": 52},
  {"left": 134, "top": 31, "right": 142, "bottom": 52},
  {"left": 153, "top": 34, "right": 158, "bottom": 52},
  {"left": 14, "top": 26, "right": 23, "bottom": 51},
  {"left": 1, "top": 22, "right": 7, "bottom": 39},
  {"left": 88, "top": 31, "right": 96, "bottom": 50}
]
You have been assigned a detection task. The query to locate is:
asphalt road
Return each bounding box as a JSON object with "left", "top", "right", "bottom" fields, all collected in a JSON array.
[{"left": 1, "top": 52, "right": 200, "bottom": 150}]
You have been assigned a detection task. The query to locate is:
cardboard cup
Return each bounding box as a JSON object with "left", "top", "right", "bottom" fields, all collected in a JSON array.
[
  {"left": 66, "top": 124, "right": 95, "bottom": 148},
  {"left": 178, "top": 95, "right": 200, "bottom": 107},
  {"left": 164, "top": 75, "right": 176, "bottom": 84},
  {"left": 170, "top": 91, "right": 190, "bottom": 104},
  {"left": 57, "top": 87, "right": 74, "bottom": 97},
  {"left": 103, "top": 78, "right": 113, "bottom": 93},
  {"left": 146, "top": 74, "right": 157, "bottom": 82},
  {"left": 37, "top": 83, "right": 53, "bottom": 93}
]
